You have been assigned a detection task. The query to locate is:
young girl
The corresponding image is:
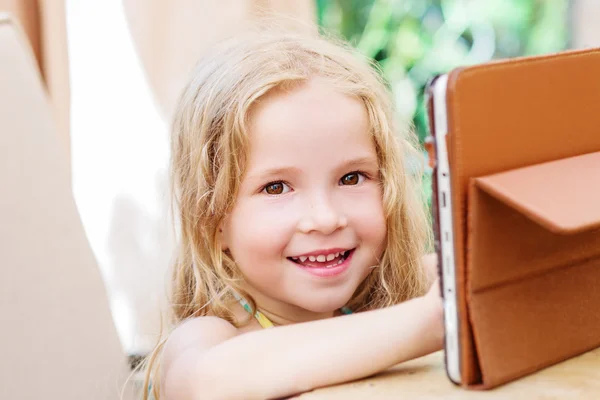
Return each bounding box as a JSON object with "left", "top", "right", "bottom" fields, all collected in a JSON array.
[{"left": 142, "top": 31, "right": 443, "bottom": 400}]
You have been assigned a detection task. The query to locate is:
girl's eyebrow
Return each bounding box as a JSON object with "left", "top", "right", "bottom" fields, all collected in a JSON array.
[
  {"left": 247, "top": 166, "right": 301, "bottom": 183},
  {"left": 339, "top": 156, "right": 379, "bottom": 170},
  {"left": 247, "top": 156, "right": 379, "bottom": 184}
]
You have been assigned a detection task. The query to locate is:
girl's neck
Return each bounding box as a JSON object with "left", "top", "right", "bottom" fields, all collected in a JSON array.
[{"left": 239, "top": 284, "right": 338, "bottom": 326}]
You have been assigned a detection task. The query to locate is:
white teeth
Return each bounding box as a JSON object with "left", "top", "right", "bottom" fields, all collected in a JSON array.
[
  {"left": 326, "top": 264, "right": 333, "bottom": 268},
  {"left": 297, "top": 251, "right": 350, "bottom": 264}
]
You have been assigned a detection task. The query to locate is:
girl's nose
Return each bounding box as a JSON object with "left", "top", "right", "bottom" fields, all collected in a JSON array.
[{"left": 297, "top": 194, "right": 348, "bottom": 235}]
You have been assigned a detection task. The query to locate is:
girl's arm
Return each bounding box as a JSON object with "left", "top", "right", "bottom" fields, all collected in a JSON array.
[{"left": 162, "top": 284, "right": 443, "bottom": 400}]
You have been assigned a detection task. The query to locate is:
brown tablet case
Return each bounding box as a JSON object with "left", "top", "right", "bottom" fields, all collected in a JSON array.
[{"left": 428, "top": 48, "right": 600, "bottom": 389}]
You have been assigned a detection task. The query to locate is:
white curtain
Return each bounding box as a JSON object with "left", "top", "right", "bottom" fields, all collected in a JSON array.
[{"left": 66, "top": 0, "right": 171, "bottom": 354}]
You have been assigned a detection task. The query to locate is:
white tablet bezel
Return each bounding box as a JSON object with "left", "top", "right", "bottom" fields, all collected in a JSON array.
[{"left": 431, "top": 73, "right": 461, "bottom": 384}]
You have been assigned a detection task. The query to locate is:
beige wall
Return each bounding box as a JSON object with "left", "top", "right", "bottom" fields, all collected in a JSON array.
[
  {"left": 571, "top": 0, "right": 600, "bottom": 49},
  {"left": 0, "top": 16, "right": 133, "bottom": 398},
  {"left": 0, "top": 0, "right": 70, "bottom": 161},
  {"left": 0, "top": 0, "right": 41, "bottom": 67}
]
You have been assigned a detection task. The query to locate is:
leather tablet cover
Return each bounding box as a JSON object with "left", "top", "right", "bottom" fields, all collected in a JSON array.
[{"left": 439, "top": 48, "right": 600, "bottom": 388}]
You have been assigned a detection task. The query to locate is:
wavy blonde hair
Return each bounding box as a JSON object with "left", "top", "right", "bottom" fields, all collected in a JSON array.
[{"left": 140, "top": 31, "right": 431, "bottom": 399}]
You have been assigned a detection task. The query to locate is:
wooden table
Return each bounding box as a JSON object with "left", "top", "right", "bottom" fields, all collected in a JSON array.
[{"left": 299, "top": 347, "right": 600, "bottom": 399}]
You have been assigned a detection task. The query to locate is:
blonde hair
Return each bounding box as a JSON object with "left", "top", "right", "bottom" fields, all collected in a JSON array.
[{"left": 141, "top": 30, "right": 431, "bottom": 399}]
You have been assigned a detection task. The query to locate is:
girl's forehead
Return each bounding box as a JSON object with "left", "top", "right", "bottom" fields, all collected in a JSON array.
[
  {"left": 249, "top": 80, "right": 371, "bottom": 146},
  {"left": 244, "top": 80, "right": 378, "bottom": 177}
]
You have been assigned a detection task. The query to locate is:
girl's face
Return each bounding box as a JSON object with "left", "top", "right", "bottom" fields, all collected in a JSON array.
[{"left": 222, "top": 79, "right": 386, "bottom": 317}]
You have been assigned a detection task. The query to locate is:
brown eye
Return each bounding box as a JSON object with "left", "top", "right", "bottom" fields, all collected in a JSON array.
[
  {"left": 340, "top": 172, "right": 362, "bottom": 186},
  {"left": 263, "top": 182, "right": 290, "bottom": 195}
]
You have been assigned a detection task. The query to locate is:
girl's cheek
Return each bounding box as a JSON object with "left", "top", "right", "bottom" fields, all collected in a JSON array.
[
  {"left": 228, "top": 199, "right": 299, "bottom": 284},
  {"left": 341, "top": 185, "right": 385, "bottom": 217},
  {"left": 342, "top": 188, "right": 387, "bottom": 247},
  {"left": 231, "top": 197, "right": 298, "bottom": 251}
]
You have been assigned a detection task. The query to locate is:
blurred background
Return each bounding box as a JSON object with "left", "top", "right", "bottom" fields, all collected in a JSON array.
[{"left": 2, "top": 0, "right": 598, "bottom": 358}]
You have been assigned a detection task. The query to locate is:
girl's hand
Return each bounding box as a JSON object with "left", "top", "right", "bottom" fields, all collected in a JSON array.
[
  {"left": 423, "top": 271, "right": 444, "bottom": 351},
  {"left": 422, "top": 252, "right": 439, "bottom": 287},
  {"left": 426, "top": 277, "right": 442, "bottom": 301}
]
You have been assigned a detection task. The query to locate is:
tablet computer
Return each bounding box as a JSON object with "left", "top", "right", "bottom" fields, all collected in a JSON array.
[{"left": 426, "top": 73, "right": 461, "bottom": 384}]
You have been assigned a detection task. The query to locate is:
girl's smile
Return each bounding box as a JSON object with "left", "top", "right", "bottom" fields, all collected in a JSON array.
[{"left": 288, "top": 248, "right": 355, "bottom": 277}]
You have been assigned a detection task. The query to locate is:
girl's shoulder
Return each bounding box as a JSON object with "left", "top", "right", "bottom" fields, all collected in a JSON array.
[
  {"left": 163, "top": 316, "right": 239, "bottom": 364},
  {"left": 161, "top": 317, "right": 239, "bottom": 382},
  {"left": 160, "top": 316, "right": 239, "bottom": 398}
]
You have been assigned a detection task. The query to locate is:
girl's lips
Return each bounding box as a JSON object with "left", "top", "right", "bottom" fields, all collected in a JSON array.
[{"left": 291, "top": 249, "right": 355, "bottom": 278}]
